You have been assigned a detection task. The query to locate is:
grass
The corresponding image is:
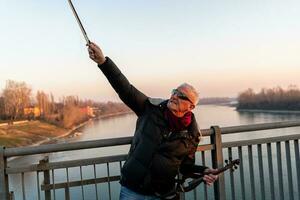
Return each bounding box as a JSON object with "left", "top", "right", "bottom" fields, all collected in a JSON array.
[
  {"left": 0, "top": 137, "right": 24, "bottom": 147},
  {"left": 0, "top": 121, "right": 68, "bottom": 147}
]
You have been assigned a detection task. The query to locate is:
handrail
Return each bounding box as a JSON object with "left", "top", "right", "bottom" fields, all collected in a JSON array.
[
  {"left": 223, "top": 133, "right": 300, "bottom": 148},
  {"left": 3, "top": 121, "right": 300, "bottom": 157},
  {"left": 220, "top": 120, "right": 300, "bottom": 134},
  {"left": 6, "top": 154, "right": 128, "bottom": 174},
  {"left": 6, "top": 133, "right": 300, "bottom": 174},
  {"left": 4, "top": 137, "right": 132, "bottom": 157}
]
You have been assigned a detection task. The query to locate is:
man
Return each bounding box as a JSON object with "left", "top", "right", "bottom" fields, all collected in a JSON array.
[{"left": 87, "top": 42, "right": 218, "bottom": 200}]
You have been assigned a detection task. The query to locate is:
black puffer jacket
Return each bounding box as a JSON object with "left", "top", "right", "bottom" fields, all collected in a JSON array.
[{"left": 98, "top": 57, "right": 207, "bottom": 195}]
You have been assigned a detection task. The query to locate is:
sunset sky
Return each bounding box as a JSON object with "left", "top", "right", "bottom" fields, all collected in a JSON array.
[{"left": 1, "top": 0, "right": 300, "bottom": 101}]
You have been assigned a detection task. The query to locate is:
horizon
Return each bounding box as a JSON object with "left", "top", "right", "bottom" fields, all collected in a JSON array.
[
  {"left": 1, "top": 1, "right": 300, "bottom": 101},
  {"left": 2, "top": 79, "right": 299, "bottom": 104}
]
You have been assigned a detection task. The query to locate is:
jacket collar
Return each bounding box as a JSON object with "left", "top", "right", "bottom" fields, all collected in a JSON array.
[
  {"left": 148, "top": 97, "right": 166, "bottom": 106},
  {"left": 149, "top": 98, "right": 200, "bottom": 137}
]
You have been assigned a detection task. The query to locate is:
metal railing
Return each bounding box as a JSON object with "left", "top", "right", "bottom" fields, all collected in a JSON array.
[{"left": 0, "top": 121, "right": 300, "bottom": 200}]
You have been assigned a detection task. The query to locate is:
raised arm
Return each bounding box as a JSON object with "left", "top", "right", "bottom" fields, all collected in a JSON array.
[{"left": 87, "top": 42, "right": 147, "bottom": 115}]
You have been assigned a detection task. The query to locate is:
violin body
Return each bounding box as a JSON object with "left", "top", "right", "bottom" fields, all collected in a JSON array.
[{"left": 160, "top": 158, "right": 240, "bottom": 199}]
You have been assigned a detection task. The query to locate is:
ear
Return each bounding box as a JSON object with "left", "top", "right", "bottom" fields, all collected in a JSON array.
[{"left": 190, "top": 104, "right": 195, "bottom": 110}]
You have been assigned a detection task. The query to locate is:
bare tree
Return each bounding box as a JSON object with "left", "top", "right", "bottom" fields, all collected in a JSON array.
[
  {"left": 64, "top": 96, "right": 79, "bottom": 107},
  {"left": 0, "top": 96, "right": 5, "bottom": 119},
  {"left": 50, "top": 93, "right": 55, "bottom": 114},
  {"left": 36, "top": 90, "right": 51, "bottom": 118},
  {"left": 62, "top": 95, "right": 86, "bottom": 128},
  {"left": 2, "top": 80, "right": 32, "bottom": 120}
]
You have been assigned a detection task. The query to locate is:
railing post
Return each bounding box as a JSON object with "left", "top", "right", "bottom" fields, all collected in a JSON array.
[
  {"left": 210, "top": 126, "right": 226, "bottom": 200},
  {"left": 9, "top": 191, "right": 14, "bottom": 200},
  {"left": 65, "top": 187, "right": 70, "bottom": 200},
  {"left": 0, "top": 146, "right": 9, "bottom": 200},
  {"left": 39, "top": 156, "right": 51, "bottom": 200}
]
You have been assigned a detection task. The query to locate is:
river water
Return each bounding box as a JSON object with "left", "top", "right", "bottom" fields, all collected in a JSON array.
[{"left": 7, "top": 105, "right": 300, "bottom": 200}]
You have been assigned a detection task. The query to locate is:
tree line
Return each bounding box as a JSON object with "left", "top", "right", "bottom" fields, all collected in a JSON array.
[
  {"left": 237, "top": 85, "right": 300, "bottom": 110},
  {"left": 0, "top": 80, "right": 130, "bottom": 128}
]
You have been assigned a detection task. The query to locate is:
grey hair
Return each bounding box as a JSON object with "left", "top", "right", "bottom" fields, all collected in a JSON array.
[{"left": 177, "top": 83, "right": 199, "bottom": 105}]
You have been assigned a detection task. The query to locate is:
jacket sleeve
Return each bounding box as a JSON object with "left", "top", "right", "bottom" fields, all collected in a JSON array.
[
  {"left": 180, "top": 161, "right": 208, "bottom": 175},
  {"left": 98, "top": 57, "right": 148, "bottom": 115},
  {"left": 179, "top": 143, "right": 207, "bottom": 175}
]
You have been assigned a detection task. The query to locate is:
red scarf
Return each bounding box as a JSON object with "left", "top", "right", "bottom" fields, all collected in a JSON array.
[{"left": 164, "top": 109, "right": 192, "bottom": 131}]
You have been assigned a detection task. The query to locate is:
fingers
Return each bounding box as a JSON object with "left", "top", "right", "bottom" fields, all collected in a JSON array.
[
  {"left": 86, "top": 42, "right": 97, "bottom": 52},
  {"left": 88, "top": 48, "right": 95, "bottom": 55},
  {"left": 86, "top": 41, "right": 106, "bottom": 64},
  {"left": 87, "top": 42, "right": 100, "bottom": 50},
  {"left": 88, "top": 47, "right": 95, "bottom": 59},
  {"left": 89, "top": 53, "right": 95, "bottom": 60},
  {"left": 203, "top": 168, "right": 219, "bottom": 186},
  {"left": 203, "top": 174, "right": 218, "bottom": 182},
  {"left": 203, "top": 174, "right": 218, "bottom": 186},
  {"left": 87, "top": 42, "right": 98, "bottom": 60}
]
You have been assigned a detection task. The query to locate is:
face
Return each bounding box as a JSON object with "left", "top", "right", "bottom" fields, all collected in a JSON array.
[{"left": 167, "top": 86, "right": 195, "bottom": 117}]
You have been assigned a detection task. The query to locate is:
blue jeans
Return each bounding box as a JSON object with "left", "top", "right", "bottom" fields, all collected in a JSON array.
[{"left": 119, "top": 186, "right": 160, "bottom": 200}]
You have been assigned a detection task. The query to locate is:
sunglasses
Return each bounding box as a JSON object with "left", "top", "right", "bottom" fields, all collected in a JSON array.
[{"left": 171, "top": 89, "right": 194, "bottom": 104}]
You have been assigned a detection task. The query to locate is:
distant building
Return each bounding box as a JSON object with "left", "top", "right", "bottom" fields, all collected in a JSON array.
[
  {"left": 79, "top": 106, "right": 95, "bottom": 117},
  {"left": 24, "top": 107, "right": 42, "bottom": 117}
]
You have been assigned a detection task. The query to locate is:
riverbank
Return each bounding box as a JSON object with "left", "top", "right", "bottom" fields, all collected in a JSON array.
[
  {"left": 236, "top": 108, "right": 300, "bottom": 114},
  {"left": 0, "top": 111, "right": 134, "bottom": 147},
  {"left": 0, "top": 121, "right": 68, "bottom": 147}
]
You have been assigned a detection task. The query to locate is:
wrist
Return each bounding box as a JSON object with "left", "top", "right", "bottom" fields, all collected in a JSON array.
[{"left": 97, "top": 57, "right": 106, "bottom": 65}]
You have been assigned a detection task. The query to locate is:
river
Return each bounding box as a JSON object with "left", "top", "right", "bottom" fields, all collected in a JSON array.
[{"left": 7, "top": 105, "right": 300, "bottom": 199}]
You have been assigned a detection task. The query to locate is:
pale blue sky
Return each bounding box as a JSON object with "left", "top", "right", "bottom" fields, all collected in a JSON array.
[{"left": 1, "top": 0, "right": 300, "bottom": 101}]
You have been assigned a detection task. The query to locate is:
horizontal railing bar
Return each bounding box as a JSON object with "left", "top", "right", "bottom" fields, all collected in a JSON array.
[
  {"left": 199, "top": 129, "right": 211, "bottom": 136},
  {"left": 223, "top": 134, "right": 300, "bottom": 148},
  {"left": 6, "top": 154, "right": 127, "bottom": 174},
  {"left": 196, "top": 144, "right": 214, "bottom": 151},
  {"left": 4, "top": 121, "right": 300, "bottom": 157},
  {"left": 220, "top": 121, "right": 300, "bottom": 134},
  {"left": 4, "top": 137, "right": 132, "bottom": 157},
  {"left": 41, "top": 175, "right": 121, "bottom": 190}
]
